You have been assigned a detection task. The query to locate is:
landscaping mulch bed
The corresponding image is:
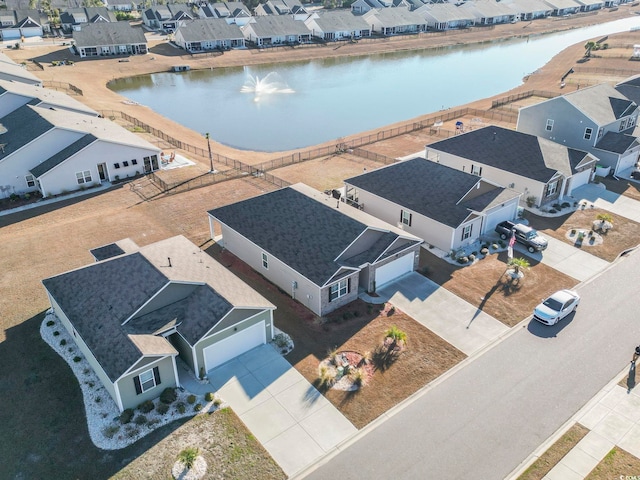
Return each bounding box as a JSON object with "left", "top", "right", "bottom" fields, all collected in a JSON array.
[
  {"left": 530, "top": 208, "right": 640, "bottom": 262},
  {"left": 419, "top": 250, "right": 578, "bottom": 327},
  {"left": 209, "top": 246, "right": 466, "bottom": 429}
]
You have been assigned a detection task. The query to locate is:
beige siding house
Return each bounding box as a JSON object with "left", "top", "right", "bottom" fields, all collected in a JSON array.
[
  {"left": 42, "top": 235, "right": 275, "bottom": 412},
  {"left": 345, "top": 157, "right": 521, "bottom": 252},
  {"left": 208, "top": 183, "right": 423, "bottom": 315},
  {"left": 424, "top": 126, "right": 597, "bottom": 208}
]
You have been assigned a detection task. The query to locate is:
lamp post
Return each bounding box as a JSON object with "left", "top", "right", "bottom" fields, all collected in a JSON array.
[{"left": 205, "top": 132, "right": 215, "bottom": 174}]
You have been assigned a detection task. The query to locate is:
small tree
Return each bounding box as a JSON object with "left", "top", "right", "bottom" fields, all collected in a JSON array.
[
  {"left": 595, "top": 213, "right": 613, "bottom": 232},
  {"left": 177, "top": 447, "right": 199, "bottom": 469},
  {"left": 384, "top": 325, "right": 407, "bottom": 351},
  {"left": 525, "top": 196, "right": 537, "bottom": 208},
  {"left": 584, "top": 40, "right": 596, "bottom": 57},
  {"left": 507, "top": 257, "right": 530, "bottom": 278}
]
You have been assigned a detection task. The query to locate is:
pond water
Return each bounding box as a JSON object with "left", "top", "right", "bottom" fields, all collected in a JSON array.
[{"left": 110, "top": 16, "right": 640, "bottom": 152}]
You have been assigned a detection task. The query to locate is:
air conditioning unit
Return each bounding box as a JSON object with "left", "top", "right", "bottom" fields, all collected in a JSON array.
[
  {"left": 508, "top": 183, "right": 515, "bottom": 188},
  {"left": 292, "top": 281, "right": 298, "bottom": 290}
]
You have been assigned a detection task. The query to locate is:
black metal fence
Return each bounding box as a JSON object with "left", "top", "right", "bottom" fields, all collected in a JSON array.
[{"left": 491, "top": 90, "right": 558, "bottom": 109}]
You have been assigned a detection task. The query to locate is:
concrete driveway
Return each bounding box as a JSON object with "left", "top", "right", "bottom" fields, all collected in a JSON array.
[
  {"left": 370, "top": 272, "right": 509, "bottom": 355},
  {"left": 574, "top": 183, "right": 640, "bottom": 223},
  {"left": 208, "top": 344, "right": 356, "bottom": 477}
]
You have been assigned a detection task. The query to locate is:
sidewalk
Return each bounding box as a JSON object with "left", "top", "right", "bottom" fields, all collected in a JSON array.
[{"left": 510, "top": 364, "right": 640, "bottom": 480}]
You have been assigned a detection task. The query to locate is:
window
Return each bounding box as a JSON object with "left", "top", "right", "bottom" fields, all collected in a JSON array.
[
  {"left": 620, "top": 119, "right": 627, "bottom": 132},
  {"left": 25, "top": 174, "right": 35, "bottom": 187},
  {"left": 329, "top": 278, "right": 349, "bottom": 302},
  {"left": 131, "top": 159, "right": 138, "bottom": 165},
  {"left": 122, "top": 161, "right": 129, "bottom": 167},
  {"left": 471, "top": 164, "right": 482, "bottom": 176},
  {"left": 114, "top": 163, "right": 120, "bottom": 169},
  {"left": 262, "top": 252, "right": 268, "bottom": 269},
  {"left": 401, "top": 210, "right": 412, "bottom": 226},
  {"left": 547, "top": 181, "right": 558, "bottom": 196},
  {"left": 629, "top": 116, "right": 637, "bottom": 128},
  {"left": 584, "top": 127, "right": 593, "bottom": 140},
  {"left": 461, "top": 224, "right": 472, "bottom": 241},
  {"left": 545, "top": 119, "right": 554, "bottom": 131},
  {"left": 597, "top": 128, "right": 604, "bottom": 139},
  {"left": 76, "top": 170, "right": 92, "bottom": 185},
  {"left": 134, "top": 366, "right": 161, "bottom": 394}
]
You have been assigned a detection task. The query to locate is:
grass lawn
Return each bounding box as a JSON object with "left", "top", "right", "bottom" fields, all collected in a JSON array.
[
  {"left": 529, "top": 207, "right": 640, "bottom": 263},
  {"left": 419, "top": 250, "right": 578, "bottom": 327},
  {"left": 209, "top": 246, "right": 467, "bottom": 429},
  {"left": 585, "top": 446, "right": 640, "bottom": 479}
]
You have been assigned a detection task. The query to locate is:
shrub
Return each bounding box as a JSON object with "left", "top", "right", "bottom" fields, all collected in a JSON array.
[
  {"left": 147, "top": 418, "right": 161, "bottom": 428},
  {"left": 525, "top": 196, "right": 537, "bottom": 208},
  {"left": 548, "top": 209, "right": 557, "bottom": 214},
  {"left": 213, "top": 399, "right": 222, "bottom": 407},
  {"left": 353, "top": 310, "right": 360, "bottom": 317},
  {"left": 156, "top": 402, "right": 169, "bottom": 415},
  {"left": 194, "top": 403, "right": 203, "bottom": 412},
  {"left": 571, "top": 229, "right": 576, "bottom": 234},
  {"left": 186, "top": 394, "right": 196, "bottom": 405},
  {"left": 95, "top": 396, "right": 101, "bottom": 403},
  {"left": 46, "top": 320, "right": 55, "bottom": 327},
  {"left": 350, "top": 367, "right": 368, "bottom": 387},
  {"left": 480, "top": 247, "right": 489, "bottom": 255},
  {"left": 119, "top": 409, "right": 134, "bottom": 424},
  {"left": 205, "top": 392, "right": 214, "bottom": 402},
  {"left": 498, "top": 240, "right": 506, "bottom": 248},
  {"left": 60, "top": 339, "right": 67, "bottom": 346},
  {"left": 176, "top": 402, "right": 186, "bottom": 414},
  {"left": 562, "top": 202, "right": 571, "bottom": 208},
  {"left": 103, "top": 424, "right": 120, "bottom": 439},
  {"left": 125, "top": 426, "right": 140, "bottom": 438},
  {"left": 457, "top": 256, "right": 468, "bottom": 264},
  {"left": 178, "top": 447, "right": 200, "bottom": 469},
  {"left": 53, "top": 331, "right": 60, "bottom": 336},
  {"left": 134, "top": 414, "right": 148, "bottom": 425},
  {"left": 138, "top": 400, "right": 154, "bottom": 413},
  {"left": 73, "top": 356, "right": 81, "bottom": 362},
  {"left": 492, "top": 243, "right": 499, "bottom": 250},
  {"left": 468, "top": 254, "right": 476, "bottom": 262},
  {"left": 343, "top": 311, "right": 353, "bottom": 321},
  {"left": 552, "top": 203, "right": 562, "bottom": 210},
  {"left": 274, "top": 333, "right": 289, "bottom": 348},
  {"left": 159, "top": 387, "right": 177, "bottom": 405}
]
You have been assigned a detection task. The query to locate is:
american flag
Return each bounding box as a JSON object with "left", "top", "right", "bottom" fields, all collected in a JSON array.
[{"left": 508, "top": 232, "right": 516, "bottom": 247}]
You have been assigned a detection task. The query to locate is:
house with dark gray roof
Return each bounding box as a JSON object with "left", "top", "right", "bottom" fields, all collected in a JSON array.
[
  {"left": 43, "top": 235, "right": 276, "bottom": 412},
  {"left": 72, "top": 22, "right": 148, "bottom": 58},
  {"left": 0, "top": 52, "right": 42, "bottom": 85},
  {"left": 517, "top": 83, "right": 640, "bottom": 176},
  {"left": 344, "top": 157, "right": 521, "bottom": 252},
  {"left": 303, "top": 10, "right": 371, "bottom": 41},
  {"left": 0, "top": 9, "right": 48, "bottom": 40},
  {"left": 254, "top": 0, "right": 308, "bottom": 19},
  {"left": 0, "top": 103, "right": 160, "bottom": 199},
  {"left": 351, "top": 0, "right": 385, "bottom": 15},
  {"left": 60, "top": 7, "right": 117, "bottom": 33},
  {"left": 198, "top": 2, "right": 252, "bottom": 26},
  {"left": 241, "top": 15, "right": 312, "bottom": 46},
  {"left": 615, "top": 75, "right": 640, "bottom": 111},
  {"left": 174, "top": 18, "right": 245, "bottom": 51},
  {"left": 142, "top": 4, "right": 194, "bottom": 32},
  {"left": 208, "top": 183, "right": 422, "bottom": 315},
  {"left": 425, "top": 125, "right": 598, "bottom": 208}
]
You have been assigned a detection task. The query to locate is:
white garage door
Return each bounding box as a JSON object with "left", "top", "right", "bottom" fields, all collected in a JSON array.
[
  {"left": 203, "top": 321, "right": 266, "bottom": 371},
  {"left": 375, "top": 253, "right": 414, "bottom": 288},
  {"left": 617, "top": 152, "right": 637, "bottom": 174}
]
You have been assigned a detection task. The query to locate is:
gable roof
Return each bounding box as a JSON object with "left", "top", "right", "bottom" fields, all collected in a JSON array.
[
  {"left": 615, "top": 74, "right": 640, "bottom": 106},
  {"left": 0, "top": 79, "right": 98, "bottom": 116},
  {"left": 30, "top": 134, "right": 97, "bottom": 177},
  {"left": 427, "top": 125, "right": 594, "bottom": 182},
  {"left": 73, "top": 22, "right": 147, "bottom": 48},
  {"left": 0, "top": 54, "right": 42, "bottom": 85},
  {"left": 176, "top": 18, "right": 244, "bottom": 41},
  {"left": 595, "top": 131, "right": 640, "bottom": 154},
  {"left": 363, "top": 7, "right": 427, "bottom": 26},
  {"left": 42, "top": 235, "right": 274, "bottom": 382},
  {"left": 306, "top": 10, "right": 371, "bottom": 31},
  {"left": 208, "top": 184, "right": 419, "bottom": 285},
  {"left": 562, "top": 83, "right": 638, "bottom": 125},
  {"left": 244, "top": 15, "right": 312, "bottom": 36},
  {"left": 0, "top": 104, "right": 53, "bottom": 161},
  {"left": 345, "top": 157, "right": 519, "bottom": 228}
]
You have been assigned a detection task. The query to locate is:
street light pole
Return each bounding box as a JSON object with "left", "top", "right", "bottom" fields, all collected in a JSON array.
[{"left": 205, "top": 132, "right": 215, "bottom": 174}]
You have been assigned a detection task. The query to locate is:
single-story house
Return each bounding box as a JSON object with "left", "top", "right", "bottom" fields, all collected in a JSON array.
[
  {"left": 303, "top": 10, "right": 371, "bottom": 41},
  {"left": 198, "top": 2, "right": 252, "bottom": 26},
  {"left": 517, "top": 83, "right": 640, "bottom": 176},
  {"left": 208, "top": 183, "right": 423, "bottom": 315},
  {"left": 362, "top": 7, "right": 427, "bottom": 35},
  {"left": 241, "top": 15, "right": 312, "bottom": 46},
  {"left": 142, "top": 4, "right": 194, "bottom": 32},
  {"left": 424, "top": 125, "right": 598, "bottom": 207},
  {"left": 73, "top": 22, "right": 148, "bottom": 58},
  {"left": 174, "top": 18, "right": 245, "bottom": 51},
  {"left": 415, "top": 3, "right": 475, "bottom": 30},
  {"left": 344, "top": 157, "right": 521, "bottom": 252},
  {"left": 459, "top": 0, "right": 515, "bottom": 25},
  {"left": 0, "top": 79, "right": 98, "bottom": 118},
  {"left": 503, "top": 0, "right": 552, "bottom": 21},
  {"left": 0, "top": 52, "right": 42, "bottom": 86},
  {"left": 60, "top": 7, "right": 117, "bottom": 33},
  {"left": 0, "top": 104, "right": 161, "bottom": 199},
  {"left": 0, "top": 9, "right": 48, "bottom": 40},
  {"left": 43, "top": 235, "right": 276, "bottom": 412},
  {"left": 575, "top": 0, "right": 604, "bottom": 11},
  {"left": 542, "top": 0, "right": 581, "bottom": 16}
]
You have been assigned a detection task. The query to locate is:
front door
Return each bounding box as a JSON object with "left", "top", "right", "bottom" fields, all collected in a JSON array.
[{"left": 97, "top": 163, "right": 107, "bottom": 181}]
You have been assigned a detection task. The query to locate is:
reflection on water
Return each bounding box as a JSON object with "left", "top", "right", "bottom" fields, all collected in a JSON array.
[{"left": 109, "top": 17, "right": 640, "bottom": 152}]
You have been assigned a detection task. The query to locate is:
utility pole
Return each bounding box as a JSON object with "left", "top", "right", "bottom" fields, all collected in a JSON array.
[{"left": 205, "top": 132, "right": 215, "bottom": 174}]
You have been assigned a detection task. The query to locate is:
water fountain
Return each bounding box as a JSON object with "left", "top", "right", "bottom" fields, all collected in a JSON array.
[{"left": 240, "top": 72, "right": 294, "bottom": 102}]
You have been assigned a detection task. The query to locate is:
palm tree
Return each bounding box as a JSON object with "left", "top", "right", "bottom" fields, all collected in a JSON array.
[
  {"left": 384, "top": 325, "right": 407, "bottom": 351},
  {"left": 507, "top": 257, "right": 530, "bottom": 278},
  {"left": 584, "top": 41, "right": 596, "bottom": 57}
]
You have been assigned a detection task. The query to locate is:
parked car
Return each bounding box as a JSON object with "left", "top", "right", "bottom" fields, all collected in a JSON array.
[
  {"left": 494, "top": 220, "right": 548, "bottom": 253},
  {"left": 533, "top": 290, "right": 580, "bottom": 325}
]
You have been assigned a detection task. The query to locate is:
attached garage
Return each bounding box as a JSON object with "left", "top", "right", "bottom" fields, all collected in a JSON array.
[
  {"left": 374, "top": 252, "right": 414, "bottom": 288},
  {"left": 616, "top": 151, "right": 638, "bottom": 175},
  {"left": 203, "top": 321, "right": 266, "bottom": 371}
]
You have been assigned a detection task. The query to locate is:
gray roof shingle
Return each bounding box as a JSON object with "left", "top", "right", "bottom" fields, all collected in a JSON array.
[
  {"left": 176, "top": 18, "right": 244, "bottom": 42},
  {"left": 244, "top": 15, "right": 312, "bottom": 36},
  {"left": 30, "top": 134, "right": 96, "bottom": 177},
  {"left": 595, "top": 131, "right": 639, "bottom": 154},
  {"left": 0, "top": 104, "right": 53, "bottom": 161},
  {"left": 73, "top": 22, "right": 147, "bottom": 47},
  {"left": 563, "top": 83, "right": 637, "bottom": 125}
]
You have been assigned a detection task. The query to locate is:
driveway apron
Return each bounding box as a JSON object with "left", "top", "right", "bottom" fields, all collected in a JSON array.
[
  {"left": 208, "top": 344, "right": 357, "bottom": 477},
  {"left": 574, "top": 183, "right": 640, "bottom": 223},
  {"left": 373, "top": 272, "right": 509, "bottom": 356}
]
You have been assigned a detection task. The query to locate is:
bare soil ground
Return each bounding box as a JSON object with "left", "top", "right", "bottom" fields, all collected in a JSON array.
[
  {"left": 585, "top": 446, "right": 640, "bottom": 479},
  {"left": 209, "top": 246, "right": 466, "bottom": 429},
  {"left": 517, "top": 424, "right": 589, "bottom": 480},
  {"left": 3, "top": 10, "right": 640, "bottom": 478}
]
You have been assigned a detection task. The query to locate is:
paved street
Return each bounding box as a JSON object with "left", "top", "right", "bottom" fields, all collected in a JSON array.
[{"left": 301, "top": 250, "right": 640, "bottom": 480}]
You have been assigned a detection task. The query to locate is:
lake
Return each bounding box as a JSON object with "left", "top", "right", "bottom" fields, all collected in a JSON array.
[{"left": 110, "top": 16, "right": 640, "bottom": 152}]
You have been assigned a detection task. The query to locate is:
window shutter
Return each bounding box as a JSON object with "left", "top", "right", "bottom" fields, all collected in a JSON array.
[
  {"left": 461, "top": 229, "right": 464, "bottom": 241},
  {"left": 409, "top": 213, "right": 412, "bottom": 227},
  {"left": 347, "top": 277, "right": 351, "bottom": 293},
  {"left": 328, "top": 288, "right": 333, "bottom": 303},
  {"left": 153, "top": 366, "right": 161, "bottom": 386},
  {"left": 134, "top": 376, "right": 142, "bottom": 395},
  {"left": 400, "top": 210, "right": 403, "bottom": 222}
]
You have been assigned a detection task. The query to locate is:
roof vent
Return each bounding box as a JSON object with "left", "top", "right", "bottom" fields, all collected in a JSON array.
[{"left": 0, "top": 124, "right": 7, "bottom": 135}]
